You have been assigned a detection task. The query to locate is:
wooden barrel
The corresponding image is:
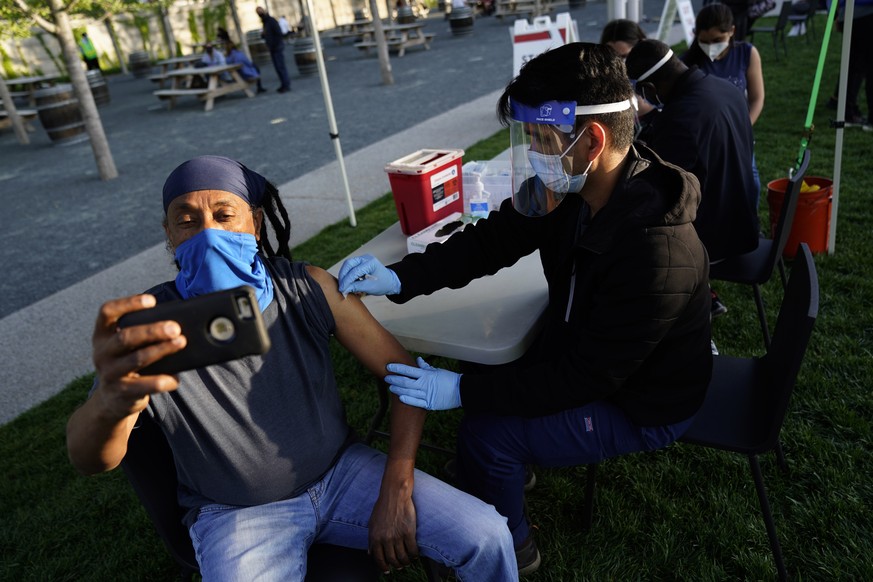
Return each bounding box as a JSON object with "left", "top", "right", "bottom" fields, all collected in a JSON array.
[
  {"left": 35, "top": 84, "right": 88, "bottom": 145},
  {"left": 246, "top": 30, "right": 272, "bottom": 65},
  {"left": 128, "top": 51, "right": 151, "bottom": 78},
  {"left": 449, "top": 5, "right": 475, "bottom": 36},
  {"left": 396, "top": 5, "right": 416, "bottom": 23},
  {"left": 86, "top": 70, "right": 110, "bottom": 107},
  {"left": 293, "top": 37, "right": 317, "bottom": 76}
]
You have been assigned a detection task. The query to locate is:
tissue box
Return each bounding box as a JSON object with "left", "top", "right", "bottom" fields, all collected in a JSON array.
[{"left": 406, "top": 212, "right": 466, "bottom": 254}]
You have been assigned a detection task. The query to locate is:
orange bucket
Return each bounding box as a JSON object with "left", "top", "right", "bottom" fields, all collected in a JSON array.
[{"left": 766, "top": 176, "right": 832, "bottom": 258}]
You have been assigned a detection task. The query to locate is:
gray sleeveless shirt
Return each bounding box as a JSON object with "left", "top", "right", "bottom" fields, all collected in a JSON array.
[{"left": 144, "top": 258, "right": 350, "bottom": 511}]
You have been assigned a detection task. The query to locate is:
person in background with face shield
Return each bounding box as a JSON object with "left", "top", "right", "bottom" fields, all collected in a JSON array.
[
  {"left": 627, "top": 39, "right": 761, "bottom": 317},
  {"left": 66, "top": 156, "right": 518, "bottom": 581},
  {"left": 337, "top": 43, "right": 713, "bottom": 575}
]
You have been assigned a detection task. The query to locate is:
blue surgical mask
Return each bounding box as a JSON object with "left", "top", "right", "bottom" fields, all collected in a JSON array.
[
  {"left": 174, "top": 228, "right": 274, "bottom": 312},
  {"left": 526, "top": 129, "right": 592, "bottom": 195}
]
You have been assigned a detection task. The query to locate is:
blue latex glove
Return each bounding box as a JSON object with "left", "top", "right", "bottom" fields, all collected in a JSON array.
[
  {"left": 386, "top": 357, "right": 462, "bottom": 411},
  {"left": 337, "top": 254, "right": 401, "bottom": 296}
]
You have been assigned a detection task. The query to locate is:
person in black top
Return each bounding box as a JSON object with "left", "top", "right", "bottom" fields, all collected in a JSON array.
[
  {"left": 256, "top": 6, "right": 291, "bottom": 93},
  {"left": 627, "top": 40, "right": 759, "bottom": 263},
  {"left": 338, "top": 43, "right": 713, "bottom": 575}
]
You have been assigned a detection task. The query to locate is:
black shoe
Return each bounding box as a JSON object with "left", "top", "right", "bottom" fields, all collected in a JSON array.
[
  {"left": 711, "top": 290, "right": 727, "bottom": 318},
  {"left": 277, "top": 86, "right": 290, "bottom": 93},
  {"left": 515, "top": 537, "right": 542, "bottom": 576},
  {"left": 256, "top": 86, "right": 267, "bottom": 93}
]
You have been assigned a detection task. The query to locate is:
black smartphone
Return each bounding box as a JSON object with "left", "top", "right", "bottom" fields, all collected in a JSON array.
[{"left": 118, "top": 285, "right": 271, "bottom": 375}]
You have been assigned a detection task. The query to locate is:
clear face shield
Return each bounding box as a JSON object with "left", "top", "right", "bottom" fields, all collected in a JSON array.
[{"left": 508, "top": 98, "right": 633, "bottom": 217}]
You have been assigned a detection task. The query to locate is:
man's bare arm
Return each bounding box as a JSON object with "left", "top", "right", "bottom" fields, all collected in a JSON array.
[{"left": 306, "top": 265, "right": 425, "bottom": 572}]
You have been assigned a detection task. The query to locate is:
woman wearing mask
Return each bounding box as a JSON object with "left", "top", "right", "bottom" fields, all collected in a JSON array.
[{"left": 682, "top": 3, "right": 765, "bottom": 125}]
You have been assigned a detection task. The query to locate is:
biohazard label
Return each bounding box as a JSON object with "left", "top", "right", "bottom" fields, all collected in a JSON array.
[{"left": 430, "top": 165, "right": 461, "bottom": 212}]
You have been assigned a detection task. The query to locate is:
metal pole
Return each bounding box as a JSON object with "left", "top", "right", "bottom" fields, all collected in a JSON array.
[
  {"left": 303, "top": 0, "right": 357, "bottom": 227},
  {"left": 828, "top": 0, "right": 854, "bottom": 255}
]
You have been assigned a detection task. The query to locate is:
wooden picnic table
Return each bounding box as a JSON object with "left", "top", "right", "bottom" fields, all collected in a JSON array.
[
  {"left": 153, "top": 63, "right": 255, "bottom": 112},
  {"left": 329, "top": 19, "right": 375, "bottom": 44},
  {"left": 495, "top": 0, "right": 551, "bottom": 19},
  {"left": 150, "top": 54, "right": 205, "bottom": 88},
  {"left": 354, "top": 22, "right": 435, "bottom": 57},
  {"left": 4, "top": 74, "right": 63, "bottom": 107}
]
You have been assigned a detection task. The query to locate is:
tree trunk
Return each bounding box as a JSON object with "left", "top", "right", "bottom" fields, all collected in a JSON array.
[
  {"left": 0, "top": 77, "right": 30, "bottom": 145},
  {"left": 48, "top": 0, "right": 118, "bottom": 180},
  {"left": 160, "top": 6, "right": 177, "bottom": 58},
  {"left": 369, "top": 0, "right": 393, "bottom": 85},
  {"left": 227, "top": 0, "right": 250, "bottom": 60},
  {"left": 105, "top": 17, "right": 128, "bottom": 75}
]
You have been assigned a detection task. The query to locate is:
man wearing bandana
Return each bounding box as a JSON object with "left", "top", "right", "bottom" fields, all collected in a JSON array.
[
  {"left": 66, "top": 156, "right": 517, "bottom": 580},
  {"left": 337, "top": 43, "right": 713, "bottom": 574}
]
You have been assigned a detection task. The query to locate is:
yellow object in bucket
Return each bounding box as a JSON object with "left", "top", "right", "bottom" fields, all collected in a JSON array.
[{"left": 800, "top": 179, "right": 820, "bottom": 193}]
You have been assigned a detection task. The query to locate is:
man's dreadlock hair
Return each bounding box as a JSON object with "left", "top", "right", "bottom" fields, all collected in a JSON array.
[{"left": 256, "top": 180, "right": 293, "bottom": 260}]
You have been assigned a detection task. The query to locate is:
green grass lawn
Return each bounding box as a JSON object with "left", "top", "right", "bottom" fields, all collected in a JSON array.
[{"left": 3, "top": 17, "right": 872, "bottom": 580}]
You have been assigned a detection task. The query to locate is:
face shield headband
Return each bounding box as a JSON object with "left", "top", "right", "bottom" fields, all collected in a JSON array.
[
  {"left": 631, "top": 48, "right": 673, "bottom": 82},
  {"left": 508, "top": 98, "right": 632, "bottom": 217}
]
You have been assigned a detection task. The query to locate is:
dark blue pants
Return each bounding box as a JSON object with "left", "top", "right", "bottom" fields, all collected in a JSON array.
[
  {"left": 455, "top": 401, "right": 694, "bottom": 547},
  {"left": 270, "top": 48, "right": 290, "bottom": 90}
]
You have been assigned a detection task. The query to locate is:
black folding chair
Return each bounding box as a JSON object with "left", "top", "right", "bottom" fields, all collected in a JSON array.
[
  {"left": 750, "top": 1, "right": 792, "bottom": 60},
  {"left": 679, "top": 242, "right": 819, "bottom": 581},
  {"left": 787, "top": 0, "right": 819, "bottom": 42},
  {"left": 580, "top": 243, "right": 819, "bottom": 582},
  {"left": 120, "top": 413, "right": 380, "bottom": 582},
  {"left": 709, "top": 148, "right": 811, "bottom": 350}
]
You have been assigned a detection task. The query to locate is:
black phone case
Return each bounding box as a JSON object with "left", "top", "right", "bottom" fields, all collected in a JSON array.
[{"left": 118, "top": 285, "right": 271, "bottom": 375}]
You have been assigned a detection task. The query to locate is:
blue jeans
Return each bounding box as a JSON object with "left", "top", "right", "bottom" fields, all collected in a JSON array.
[
  {"left": 455, "top": 402, "right": 695, "bottom": 547},
  {"left": 189, "top": 443, "right": 517, "bottom": 581},
  {"left": 270, "top": 48, "right": 290, "bottom": 90}
]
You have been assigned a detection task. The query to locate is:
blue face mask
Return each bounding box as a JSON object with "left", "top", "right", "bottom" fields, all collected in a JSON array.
[
  {"left": 526, "top": 128, "right": 592, "bottom": 195},
  {"left": 174, "top": 228, "right": 274, "bottom": 312}
]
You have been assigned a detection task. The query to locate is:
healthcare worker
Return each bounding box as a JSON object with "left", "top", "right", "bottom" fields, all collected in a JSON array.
[{"left": 338, "top": 42, "right": 713, "bottom": 575}]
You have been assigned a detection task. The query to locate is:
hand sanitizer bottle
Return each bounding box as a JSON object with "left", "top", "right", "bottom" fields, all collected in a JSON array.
[{"left": 470, "top": 188, "right": 491, "bottom": 220}]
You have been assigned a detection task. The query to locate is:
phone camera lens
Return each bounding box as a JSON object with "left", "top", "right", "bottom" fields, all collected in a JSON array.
[{"left": 209, "top": 317, "right": 236, "bottom": 343}]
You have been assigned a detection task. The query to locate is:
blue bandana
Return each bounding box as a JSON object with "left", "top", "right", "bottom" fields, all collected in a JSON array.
[
  {"left": 174, "top": 229, "right": 274, "bottom": 312},
  {"left": 162, "top": 155, "right": 267, "bottom": 212}
]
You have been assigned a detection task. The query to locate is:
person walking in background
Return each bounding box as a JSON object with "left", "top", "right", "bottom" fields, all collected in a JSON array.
[
  {"left": 78, "top": 33, "right": 100, "bottom": 71},
  {"left": 256, "top": 6, "right": 291, "bottom": 93}
]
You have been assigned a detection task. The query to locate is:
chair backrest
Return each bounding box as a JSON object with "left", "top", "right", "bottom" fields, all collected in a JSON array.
[
  {"left": 776, "top": 0, "right": 793, "bottom": 28},
  {"left": 759, "top": 242, "right": 819, "bottom": 448},
  {"left": 120, "top": 413, "right": 200, "bottom": 578},
  {"left": 768, "top": 148, "right": 811, "bottom": 268}
]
